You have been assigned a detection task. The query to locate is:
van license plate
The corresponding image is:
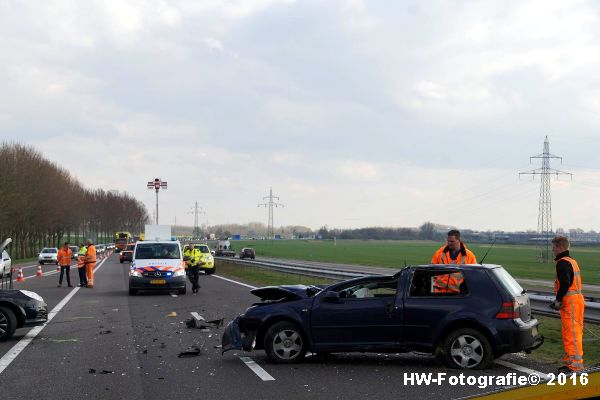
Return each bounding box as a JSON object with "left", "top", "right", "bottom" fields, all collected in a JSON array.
[{"left": 150, "top": 279, "right": 166, "bottom": 284}]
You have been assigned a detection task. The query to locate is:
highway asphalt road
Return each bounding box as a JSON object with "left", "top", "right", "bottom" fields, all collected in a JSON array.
[{"left": 0, "top": 254, "right": 559, "bottom": 400}]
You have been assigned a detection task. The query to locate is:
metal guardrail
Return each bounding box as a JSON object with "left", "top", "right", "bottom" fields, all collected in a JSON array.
[{"left": 216, "top": 257, "right": 600, "bottom": 324}]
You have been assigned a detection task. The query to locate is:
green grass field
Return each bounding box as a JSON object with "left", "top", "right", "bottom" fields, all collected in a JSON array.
[{"left": 225, "top": 239, "right": 600, "bottom": 285}]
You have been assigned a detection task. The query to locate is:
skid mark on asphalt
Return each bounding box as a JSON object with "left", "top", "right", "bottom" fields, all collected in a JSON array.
[
  {"left": 0, "top": 257, "right": 108, "bottom": 375},
  {"left": 240, "top": 356, "right": 275, "bottom": 381}
]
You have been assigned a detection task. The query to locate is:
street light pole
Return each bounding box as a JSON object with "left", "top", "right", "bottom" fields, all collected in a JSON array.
[{"left": 147, "top": 178, "right": 168, "bottom": 224}]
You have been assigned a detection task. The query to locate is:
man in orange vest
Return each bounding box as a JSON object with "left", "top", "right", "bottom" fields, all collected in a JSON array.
[
  {"left": 57, "top": 242, "right": 73, "bottom": 287},
  {"left": 84, "top": 239, "right": 97, "bottom": 288},
  {"left": 431, "top": 230, "right": 477, "bottom": 294},
  {"left": 549, "top": 236, "right": 585, "bottom": 373}
]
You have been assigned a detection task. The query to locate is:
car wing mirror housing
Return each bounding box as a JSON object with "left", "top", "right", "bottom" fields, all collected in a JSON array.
[{"left": 323, "top": 291, "right": 341, "bottom": 303}]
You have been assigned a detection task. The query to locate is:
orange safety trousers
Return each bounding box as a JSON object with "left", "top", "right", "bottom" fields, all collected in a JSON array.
[
  {"left": 560, "top": 294, "right": 585, "bottom": 371},
  {"left": 86, "top": 262, "right": 96, "bottom": 287}
]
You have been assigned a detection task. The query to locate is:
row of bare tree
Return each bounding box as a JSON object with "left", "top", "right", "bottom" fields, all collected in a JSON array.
[{"left": 0, "top": 143, "right": 149, "bottom": 259}]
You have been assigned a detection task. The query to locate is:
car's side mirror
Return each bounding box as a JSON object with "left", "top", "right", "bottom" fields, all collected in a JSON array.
[
  {"left": 323, "top": 291, "right": 341, "bottom": 303},
  {"left": 183, "top": 256, "right": 190, "bottom": 261}
]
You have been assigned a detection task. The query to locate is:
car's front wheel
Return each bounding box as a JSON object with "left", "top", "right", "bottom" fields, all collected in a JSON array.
[
  {"left": 128, "top": 288, "right": 137, "bottom": 296},
  {"left": 264, "top": 321, "right": 307, "bottom": 363},
  {"left": 0, "top": 306, "right": 17, "bottom": 341},
  {"left": 440, "top": 327, "right": 493, "bottom": 370}
]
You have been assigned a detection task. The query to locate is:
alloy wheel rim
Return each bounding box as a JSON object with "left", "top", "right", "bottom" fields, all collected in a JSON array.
[
  {"left": 450, "top": 334, "right": 484, "bottom": 368},
  {"left": 0, "top": 313, "right": 7, "bottom": 336},
  {"left": 272, "top": 329, "right": 303, "bottom": 359}
]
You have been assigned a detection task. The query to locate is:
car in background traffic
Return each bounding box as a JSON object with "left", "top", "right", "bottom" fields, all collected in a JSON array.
[
  {"left": 120, "top": 244, "right": 135, "bottom": 263},
  {"left": 0, "top": 289, "right": 48, "bottom": 341},
  {"left": 0, "top": 249, "right": 11, "bottom": 278},
  {"left": 69, "top": 245, "right": 78, "bottom": 260},
  {"left": 38, "top": 248, "right": 58, "bottom": 265},
  {"left": 239, "top": 248, "right": 256, "bottom": 259},
  {"left": 129, "top": 241, "right": 186, "bottom": 295},
  {"left": 222, "top": 264, "right": 543, "bottom": 369},
  {"left": 96, "top": 244, "right": 106, "bottom": 255}
]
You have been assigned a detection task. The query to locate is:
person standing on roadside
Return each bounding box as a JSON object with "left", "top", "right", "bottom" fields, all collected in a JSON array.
[
  {"left": 77, "top": 243, "right": 88, "bottom": 287},
  {"left": 184, "top": 244, "right": 201, "bottom": 293},
  {"left": 56, "top": 242, "right": 73, "bottom": 287},
  {"left": 550, "top": 236, "right": 585, "bottom": 373},
  {"left": 431, "top": 230, "right": 477, "bottom": 294},
  {"left": 84, "top": 239, "right": 97, "bottom": 288}
]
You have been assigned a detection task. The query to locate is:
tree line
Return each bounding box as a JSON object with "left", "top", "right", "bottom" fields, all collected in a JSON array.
[{"left": 0, "top": 143, "right": 149, "bottom": 259}]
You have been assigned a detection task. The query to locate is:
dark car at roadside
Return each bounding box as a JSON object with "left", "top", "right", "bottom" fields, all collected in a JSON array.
[
  {"left": 0, "top": 289, "right": 48, "bottom": 341},
  {"left": 222, "top": 264, "right": 543, "bottom": 370},
  {"left": 239, "top": 248, "right": 256, "bottom": 260},
  {"left": 120, "top": 243, "right": 135, "bottom": 263}
]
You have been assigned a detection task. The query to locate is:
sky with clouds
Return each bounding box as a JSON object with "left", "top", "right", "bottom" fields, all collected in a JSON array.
[{"left": 2, "top": 0, "right": 600, "bottom": 232}]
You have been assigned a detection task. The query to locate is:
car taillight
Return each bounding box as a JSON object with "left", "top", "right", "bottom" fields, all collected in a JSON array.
[{"left": 496, "top": 301, "right": 520, "bottom": 319}]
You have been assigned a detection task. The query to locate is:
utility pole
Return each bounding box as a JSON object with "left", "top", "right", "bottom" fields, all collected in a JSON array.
[
  {"left": 520, "top": 136, "right": 572, "bottom": 263},
  {"left": 147, "top": 178, "right": 167, "bottom": 224},
  {"left": 258, "top": 187, "right": 284, "bottom": 240},
  {"left": 188, "top": 202, "right": 205, "bottom": 239}
]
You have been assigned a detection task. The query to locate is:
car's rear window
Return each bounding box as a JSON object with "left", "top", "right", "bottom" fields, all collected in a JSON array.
[
  {"left": 491, "top": 267, "right": 524, "bottom": 297},
  {"left": 135, "top": 243, "right": 181, "bottom": 259}
]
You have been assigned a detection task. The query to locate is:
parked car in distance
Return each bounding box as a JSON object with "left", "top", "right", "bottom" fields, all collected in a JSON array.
[
  {"left": 222, "top": 264, "right": 543, "bottom": 370},
  {"left": 0, "top": 249, "right": 11, "bottom": 278},
  {"left": 239, "top": 248, "right": 256, "bottom": 259},
  {"left": 38, "top": 248, "right": 58, "bottom": 265},
  {"left": 96, "top": 244, "right": 106, "bottom": 255},
  {"left": 69, "top": 245, "right": 79, "bottom": 260},
  {"left": 0, "top": 289, "right": 48, "bottom": 341},
  {"left": 120, "top": 244, "right": 135, "bottom": 263}
]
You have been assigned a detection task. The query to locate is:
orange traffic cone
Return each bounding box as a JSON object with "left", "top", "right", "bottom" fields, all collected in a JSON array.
[
  {"left": 36, "top": 265, "right": 43, "bottom": 278},
  {"left": 17, "top": 268, "right": 24, "bottom": 283}
]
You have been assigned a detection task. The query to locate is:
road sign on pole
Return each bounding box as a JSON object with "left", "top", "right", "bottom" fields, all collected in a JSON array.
[{"left": 147, "top": 178, "right": 167, "bottom": 224}]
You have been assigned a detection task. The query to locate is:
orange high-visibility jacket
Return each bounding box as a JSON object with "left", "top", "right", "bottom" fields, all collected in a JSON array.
[
  {"left": 57, "top": 248, "right": 73, "bottom": 266},
  {"left": 431, "top": 243, "right": 477, "bottom": 294},
  {"left": 554, "top": 256, "right": 583, "bottom": 297},
  {"left": 85, "top": 245, "right": 97, "bottom": 264}
]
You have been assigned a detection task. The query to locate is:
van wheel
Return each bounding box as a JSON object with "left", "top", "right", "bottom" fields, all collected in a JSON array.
[
  {"left": 264, "top": 321, "right": 307, "bottom": 363},
  {"left": 0, "top": 306, "right": 17, "bottom": 341},
  {"left": 128, "top": 288, "right": 137, "bottom": 296},
  {"left": 440, "top": 328, "right": 493, "bottom": 369},
  {"left": 178, "top": 287, "right": 186, "bottom": 295}
]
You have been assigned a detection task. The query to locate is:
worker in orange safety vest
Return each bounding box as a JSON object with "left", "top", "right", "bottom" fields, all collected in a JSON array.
[
  {"left": 549, "top": 235, "right": 585, "bottom": 373},
  {"left": 84, "top": 239, "right": 97, "bottom": 288},
  {"left": 431, "top": 230, "right": 477, "bottom": 294},
  {"left": 56, "top": 242, "right": 73, "bottom": 287}
]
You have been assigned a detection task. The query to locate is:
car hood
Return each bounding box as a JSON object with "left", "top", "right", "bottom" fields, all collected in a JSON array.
[{"left": 250, "top": 285, "right": 321, "bottom": 301}]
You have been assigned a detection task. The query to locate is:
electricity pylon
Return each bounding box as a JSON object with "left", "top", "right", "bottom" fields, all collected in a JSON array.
[
  {"left": 520, "top": 136, "right": 572, "bottom": 262},
  {"left": 188, "top": 202, "right": 205, "bottom": 239},
  {"left": 258, "top": 187, "right": 284, "bottom": 240}
]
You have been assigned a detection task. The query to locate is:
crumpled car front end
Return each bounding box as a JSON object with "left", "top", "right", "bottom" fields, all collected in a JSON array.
[{"left": 222, "top": 316, "right": 259, "bottom": 354}]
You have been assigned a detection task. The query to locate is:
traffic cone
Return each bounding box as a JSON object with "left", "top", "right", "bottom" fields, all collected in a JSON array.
[
  {"left": 36, "top": 265, "right": 43, "bottom": 278},
  {"left": 17, "top": 268, "right": 24, "bottom": 283}
]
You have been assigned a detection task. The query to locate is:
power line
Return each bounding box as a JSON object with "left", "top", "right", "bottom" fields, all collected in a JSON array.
[
  {"left": 519, "top": 136, "right": 572, "bottom": 263},
  {"left": 258, "top": 187, "right": 284, "bottom": 240}
]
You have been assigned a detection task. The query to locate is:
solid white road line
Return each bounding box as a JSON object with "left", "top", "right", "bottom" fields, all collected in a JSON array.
[
  {"left": 212, "top": 275, "right": 257, "bottom": 289},
  {"left": 0, "top": 257, "right": 108, "bottom": 375},
  {"left": 239, "top": 356, "right": 275, "bottom": 381},
  {"left": 495, "top": 360, "right": 550, "bottom": 380}
]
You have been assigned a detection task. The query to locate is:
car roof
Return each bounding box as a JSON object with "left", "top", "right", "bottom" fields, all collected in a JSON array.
[{"left": 412, "top": 263, "right": 501, "bottom": 270}]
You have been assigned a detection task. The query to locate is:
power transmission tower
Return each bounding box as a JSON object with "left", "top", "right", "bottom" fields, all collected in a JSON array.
[
  {"left": 519, "top": 136, "right": 572, "bottom": 263},
  {"left": 258, "top": 187, "right": 284, "bottom": 240},
  {"left": 188, "top": 202, "right": 205, "bottom": 239}
]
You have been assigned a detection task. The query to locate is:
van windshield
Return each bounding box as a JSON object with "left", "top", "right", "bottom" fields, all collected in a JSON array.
[
  {"left": 491, "top": 267, "right": 524, "bottom": 297},
  {"left": 135, "top": 243, "right": 181, "bottom": 260}
]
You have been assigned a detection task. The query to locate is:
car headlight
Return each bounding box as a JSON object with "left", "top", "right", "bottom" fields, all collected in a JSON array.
[
  {"left": 130, "top": 268, "right": 143, "bottom": 277},
  {"left": 20, "top": 290, "right": 44, "bottom": 302},
  {"left": 173, "top": 269, "right": 185, "bottom": 277}
]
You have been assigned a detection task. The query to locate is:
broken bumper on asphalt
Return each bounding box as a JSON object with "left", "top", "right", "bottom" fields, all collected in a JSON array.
[{"left": 221, "top": 317, "right": 258, "bottom": 355}]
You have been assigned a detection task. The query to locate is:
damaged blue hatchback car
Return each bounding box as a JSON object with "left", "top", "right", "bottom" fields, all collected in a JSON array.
[{"left": 222, "top": 264, "right": 543, "bottom": 369}]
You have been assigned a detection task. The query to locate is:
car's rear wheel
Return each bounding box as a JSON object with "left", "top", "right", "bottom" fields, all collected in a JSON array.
[
  {"left": 441, "top": 327, "right": 493, "bottom": 370},
  {"left": 0, "top": 306, "right": 17, "bottom": 342},
  {"left": 128, "top": 288, "right": 137, "bottom": 296},
  {"left": 264, "top": 321, "right": 307, "bottom": 363}
]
